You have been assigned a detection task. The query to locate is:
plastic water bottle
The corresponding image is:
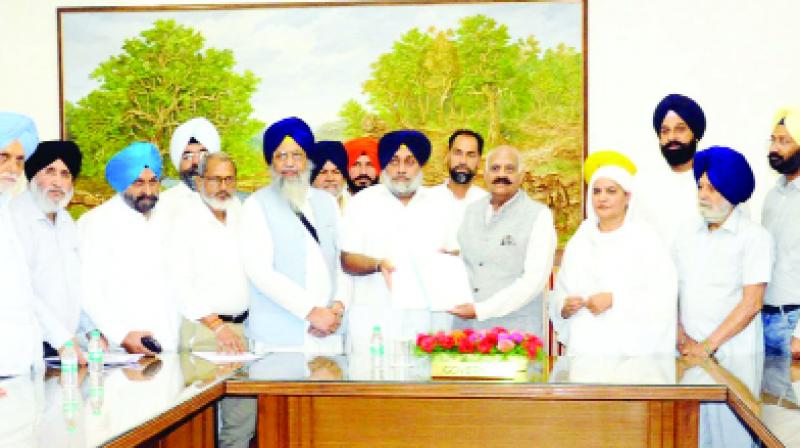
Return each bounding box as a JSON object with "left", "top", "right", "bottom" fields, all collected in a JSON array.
[
  {"left": 61, "top": 340, "right": 79, "bottom": 387},
  {"left": 370, "top": 325, "right": 384, "bottom": 371},
  {"left": 88, "top": 369, "right": 104, "bottom": 416},
  {"left": 88, "top": 330, "right": 104, "bottom": 374}
]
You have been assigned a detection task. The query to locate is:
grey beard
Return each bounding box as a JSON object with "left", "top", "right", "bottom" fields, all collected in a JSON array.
[
  {"left": 381, "top": 171, "right": 423, "bottom": 198},
  {"left": 30, "top": 181, "right": 73, "bottom": 214},
  {"left": 272, "top": 166, "right": 312, "bottom": 212}
]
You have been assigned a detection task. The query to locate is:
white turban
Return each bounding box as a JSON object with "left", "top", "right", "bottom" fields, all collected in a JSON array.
[{"left": 169, "top": 117, "right": 221, "bottom": 170}]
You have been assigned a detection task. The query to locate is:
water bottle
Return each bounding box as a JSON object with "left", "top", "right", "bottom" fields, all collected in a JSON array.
[
  {"left": 88, "top": 369, "right": 104, "bottom": 416},
  {"left": 369, "top": 325, "right": 384, "bottom": 371},
  {"left": 60, "top": 340, "right": 79, "bottom": 387},
  {"left": 88, "top": 330, "right": 104, "bottom": 374}
]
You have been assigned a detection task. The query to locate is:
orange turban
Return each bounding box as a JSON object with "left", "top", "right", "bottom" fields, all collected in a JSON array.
[{"left": 344, "top": 137, "right": 380, "bottom": 174}]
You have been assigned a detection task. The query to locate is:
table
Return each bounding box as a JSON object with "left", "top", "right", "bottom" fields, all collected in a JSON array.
[{"left": 2, "top": 353, "right": 796, "bottom": 447}]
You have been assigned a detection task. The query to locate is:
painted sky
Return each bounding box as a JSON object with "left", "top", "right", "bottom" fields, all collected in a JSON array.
[{"left": 62, "top": 2, "right": 581, "bottom": 130}]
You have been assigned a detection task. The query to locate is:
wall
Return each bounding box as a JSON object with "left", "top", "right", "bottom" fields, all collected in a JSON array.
[{"left": 2, "top": 0, "right": 798, "bottom": 216}]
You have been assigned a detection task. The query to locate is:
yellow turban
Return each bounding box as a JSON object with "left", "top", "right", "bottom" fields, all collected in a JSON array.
[
  {"left": 773, "top": 106, "right": 800, "bottom": 143},
  {"left": 584, "top": 150, "right": 637, "bottom": 185}
]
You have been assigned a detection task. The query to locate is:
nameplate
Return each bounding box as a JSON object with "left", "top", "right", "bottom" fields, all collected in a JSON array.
[{"left": 430, "top": 354, "right": 529, "bottom": 381}]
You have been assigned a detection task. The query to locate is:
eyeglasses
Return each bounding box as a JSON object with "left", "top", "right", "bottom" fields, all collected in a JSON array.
[
  {"left": 768, "top": 136, "right": 798, "bottom": 149},
  {"left": 274, "top": 151, "right": 306, "bottom": 162},
  {"left": 0, "top": 152, "right": 24, "bottom": 168},
  {"left": 181, "top": 149, "right": 209, "bottom": 161},
  {"left": 204, "top": 176, "right": 236, "bottom": 187}
]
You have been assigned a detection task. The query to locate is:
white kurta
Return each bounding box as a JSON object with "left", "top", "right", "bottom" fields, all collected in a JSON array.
[
  {"left": 165, "top": 195, "right": 249, "bottom": 320},
  {"left": 240, "top": 188, "right": 346, "bottom": 354},
  {"left": 551, "top": 218, "right": 678, "bottom": 355},
  {"left": 427, "top": 180, "right": 487, "bottom": 250},
  {"left": 0, "top": 196, "right": 43, "bottom": 375},
  {"left": 638, "top": 167, "right": 699, "bottom": 248},
  {"left": 77, "top": 195, "right": 180, "bottom": 351},
  {"left": 340, "top": 184, "right": 450, "bottom": 353},
  {"left": 156, "top": 182, "right": 197, "bottom": 227},
  {"left": 673, "top": 207, "right": 773, "bottom": 357},
  {"left": 10, "top": 192, "right": 90, "bottom": 350}
]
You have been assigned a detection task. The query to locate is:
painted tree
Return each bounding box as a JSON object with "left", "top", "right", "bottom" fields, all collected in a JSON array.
[{"left": 66, "top": 19, "right": 264, "bottom": 178}]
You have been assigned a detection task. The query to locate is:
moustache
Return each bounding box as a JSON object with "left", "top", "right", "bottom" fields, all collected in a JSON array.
[
  {"left": 214, "top": 191, "right": 231, "bottom": 200},
  {"left": 354, "top": 174, "right": 373, "bottom": 182},
  {"left": 492, "top": 177, "right": 512, "bottom": 185}
]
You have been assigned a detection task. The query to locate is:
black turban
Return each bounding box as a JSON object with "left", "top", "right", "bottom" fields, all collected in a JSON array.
[
  {"left": 378, "top": 130, "right": 431, "bottom": 168},
  {"left": 24, "top": 140, "right": 82, "bottom": 180},
  {"left": 310, "top": 141, "right": 348, "bottom": 182}
]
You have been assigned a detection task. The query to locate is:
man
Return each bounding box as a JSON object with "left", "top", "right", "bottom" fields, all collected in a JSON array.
[
  {"left": 0, "top": 112, "right": 43, "bottom": 376},
  {"left": 168, "top": 152, "right": 248, "bottom": 353},
  {"left": 159, "top": 117, "right": 221, "bottom": 221},
  {"left": 78, "top": 142, "right": 179, "bottom": 354},
  {"left": 310, "top": 140, "right": 350, "bottom": 212},
  {"left": 675, "top": 145, "right": 772, "bottom": 358},
  {"left": 643, "top": 94, "right": 708, "bottom": 246},
  {"left": 450, "top": 146, "right": 555, "bottom": 336},
  {"left": 344, "top": 137, "right": 380, "bottom": 194},
  {"left": 762, "top": 106, "right": 800, "bottom": 358},
  {"left": 428, "top": 129, "right": 488, "bottom": 249},
  {"left": 673, "top": 146, "right": 772, "bottom": 448},
  {"left": 240, "top": 117, "right": 346, "bottom": 354},
  {"left": 10, "top": 140, "right": 105, "bottom": 363},
  {"left": 341, "top": 130, "right": 452, "bottom": 352}
]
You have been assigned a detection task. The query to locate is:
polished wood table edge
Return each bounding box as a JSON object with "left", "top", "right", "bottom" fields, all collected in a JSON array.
[
  {"left": 223, "top": 380, "right": 728, "bottom": 401},
  {"left": 103, "top": 381, "right": 226, "bottom": 448},
  {"left": 726, "top": 389, "right": 785, "bottom": 448}
]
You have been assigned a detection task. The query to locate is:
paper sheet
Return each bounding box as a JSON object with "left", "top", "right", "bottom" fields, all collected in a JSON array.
[
  {"left": 191, "top": 352, "right": 264, "bottom": 363},
  {"left": 417, "top": 253, "right": 474, "bottom": 311}
]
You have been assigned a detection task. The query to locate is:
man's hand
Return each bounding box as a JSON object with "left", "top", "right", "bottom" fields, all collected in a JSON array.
[
  {"left": 121, "top": 331, "right": 156, "bottom": 355},
  {"left": 585, "top": 292, "right": 613, "bottom": 315},
  {"left": 59, "top": 338, "right": 87, "bottom": 365},
  {"left": 307, "top": 307, "right": 339, "bottom": 334},
  {"left": 215, "top": 325, "right": 246, "bottom": 354},
  {"left": 680, "top": 338, "right": 709, "bottom": 357},
  {"left": 377, "top": 259, "right": 395, "bottom": 290},
  {"left": 791, "top": 336, "right": 800, "bottom": 360},
  {"left": 560, "top": 297, "right": 585, "bottom": 319},
  {"left": 85, "top": 331, "right": 110, "bottom": 352},
  {"left": 438, "top": 248, "right": 460, "bottom": 256},
  {"left": 0, "top": 388, "right": 5, "bottom": 398},
  {"left": 449, "top": 303, "right": 477, "bottom": 319}
]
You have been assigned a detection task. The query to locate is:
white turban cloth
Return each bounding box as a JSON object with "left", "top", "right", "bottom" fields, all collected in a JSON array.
[{"left": 168, "top": 117, "right": 221, "bottom": 170}]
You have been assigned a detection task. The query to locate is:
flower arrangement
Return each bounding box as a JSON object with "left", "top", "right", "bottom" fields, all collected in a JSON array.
[{"left": 415, "top": 327, "right": 544, "bottom": 360}]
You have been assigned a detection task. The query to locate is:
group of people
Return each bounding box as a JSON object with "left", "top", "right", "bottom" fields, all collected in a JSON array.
[{"left": 1, "top": 92, "right": 799, "bottom": 372}]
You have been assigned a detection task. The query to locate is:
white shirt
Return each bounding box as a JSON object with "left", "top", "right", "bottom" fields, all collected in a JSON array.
[
  {"left": 469, "top": 191, "right": 556, "bottom": 322},
  {"left": 157, "top": 182, "right": 198, "bottom": 225},
  {"left": 761, "top": 175, "right": 800, "bottom": 306},
  {"left": 550, "top": 218, "right": 678, "bottom": 355},
  {"left": 10, "top": 191, "right": 90, "bottom": 349},
  {"left": 240, "top": 187, "right": 346, "bottom": 353},
  {"left": 77, "top": 195, "right": 180, "bottom": 350},
  {"left": 673, "top": 207, "right": 774, "bottom": 356},
  {"left": 166, "top": 195, "right": 249, "bottom": 321},
  {"left": 0, "top": 196, "right": 43, "bottom": 375},
  {"left": 638, "top": 167, "right": 699, "bottom": 248},
  {"left": 341, "top": 184, "right": 450, "bottom": 350},
  {"left": 428, "top": 180, "right": 487, "bottom": 250}
]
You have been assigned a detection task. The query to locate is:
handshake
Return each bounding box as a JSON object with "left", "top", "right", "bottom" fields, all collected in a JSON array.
[{"left": 306, "top": 300, "right": 345, "bottom": 338}]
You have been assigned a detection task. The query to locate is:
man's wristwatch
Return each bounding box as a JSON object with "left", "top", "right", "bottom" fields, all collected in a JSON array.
[{"left": 702, "top": 340, "right": 716, "bottom": 357}]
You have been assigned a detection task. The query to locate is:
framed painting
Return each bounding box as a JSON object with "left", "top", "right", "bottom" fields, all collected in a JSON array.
[{"left": 58, "top": 0, "right": 584, "bottom": 245}]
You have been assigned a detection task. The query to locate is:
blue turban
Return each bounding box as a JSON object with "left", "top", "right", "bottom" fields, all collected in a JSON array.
[
  {"left": 653, "top": 94, "right": 706, "bottom": 140},
  {"left": 378, "top": 130, "right": 431, "bottom": 168},
  {"left": 0, "top": 112, "right": 39, "bottom": 160},
  {"left": 311, "top": 141, "right": 348, "bottom": 182},
  {"left": 262, "top": 117, "right": 315, "bottom": 165},
  {"left": 105, "top": 142, "right": 162, "bottom": 193},
  {"left": 693, "top": 146, "right": 754, "bottom": 205}
]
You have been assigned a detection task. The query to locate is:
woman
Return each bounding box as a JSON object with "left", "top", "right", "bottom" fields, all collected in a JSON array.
[{"left": 550, "top": 150, "right": 677, "bottom": 355}]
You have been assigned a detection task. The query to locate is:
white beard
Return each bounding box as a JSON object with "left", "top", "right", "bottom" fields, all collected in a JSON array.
[
  {"left": 698, "top": 198, "right": 733, "bottom": 224},
  {"left": 381, "top": 171, "right": 423, "bottom": 198},
  {"left": 30, "top": 180, "right": 73, "bottom": 215},
  {"left": 272, "top": 166, "right": 311, "bottom": 212},
  {"left": 0, "top": 172, "right": 18, "bottom": 200},
  {"left": 201, "top": 192, "right": 235, "bottom": 212}
]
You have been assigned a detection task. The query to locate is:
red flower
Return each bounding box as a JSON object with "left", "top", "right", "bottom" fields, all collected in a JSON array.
[
  {"left": 440, "top": 335, "right": 455, "bottom": 350},
  {"left": 491, "top": 326, "right": 508, "bottom": 334},
  {"left": 484, "top": 331, "right": 498, "bottom": 346},
  {"left": 477, "top": 339, "right": 494, "bottom": 354},
  {"left": 462, "top": 328, "right": 475, "bottom": 337},
  {"left": 416, "top": 333, "right": 427, "bottom": 347},
  {"left": 458, "top": 338, "right": 475, "bottom": 353},
  {"left": 420, "top": 336, "right": 437, "bottom": 353}
]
